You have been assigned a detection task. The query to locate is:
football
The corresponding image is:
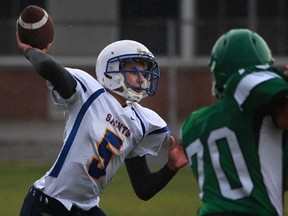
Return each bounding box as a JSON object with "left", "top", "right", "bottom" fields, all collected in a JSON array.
[{"left": 17, "top": 5, "right": 54, "bottom": 49}]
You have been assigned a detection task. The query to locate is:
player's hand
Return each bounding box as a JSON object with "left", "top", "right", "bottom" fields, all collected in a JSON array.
[
  {"left": 16, "top": 31, "right": 32, "bottom": 53},
  {"left": 284, "top": 65, "right": 288, "bottom": 78},
  {"left": 16, "top": 31, "right": 51, "bottom": 54},
  {"left": 167, "top": 136, "right": 188, "bottom": 171}
]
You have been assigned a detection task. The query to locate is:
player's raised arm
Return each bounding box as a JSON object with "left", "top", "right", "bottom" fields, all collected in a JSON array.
[
  {"left": 16, "top": 5, "right": 77, "bottom": 99},
  {"left": 16, "top": 32, "right": 77, "bottom": 99}
]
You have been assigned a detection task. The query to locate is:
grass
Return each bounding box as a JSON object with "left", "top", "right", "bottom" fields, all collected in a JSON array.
[
  {"left": 0, "top": 162, "right": 49, "bottom": 216},
  {"left": 100, "top": 165, "right": 201, "bottom": 215},
  {"left": 0, "top": 161, "right": 200, "bottom": 216},
  {"left": 1, "top": 161, "right": 288, "bottom": 215}
]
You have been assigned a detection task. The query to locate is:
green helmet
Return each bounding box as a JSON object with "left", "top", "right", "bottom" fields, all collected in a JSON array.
[{"left": 209, "top": 29, "right": 274, "bottom": 99}]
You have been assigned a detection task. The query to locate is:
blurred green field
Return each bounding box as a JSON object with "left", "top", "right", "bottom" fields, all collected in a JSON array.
[
  {"left": 0, "top": 161, "right": 201, "bottom": 216},
  {"left": 2, "top": 161, "right": 288, "bottom": 215}
]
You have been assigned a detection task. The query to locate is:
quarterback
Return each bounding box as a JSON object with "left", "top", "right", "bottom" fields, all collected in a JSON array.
[
  {"left": 181, "top": 29, "right": 288, "bottom": 216},
  {"left": 16, "top": 32, "right": 188, "bottom": 216}
]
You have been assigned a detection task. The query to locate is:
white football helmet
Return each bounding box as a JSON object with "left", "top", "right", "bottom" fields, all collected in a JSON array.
[{"left": 95, "top": 40, "right": 160, "bottom": 102}]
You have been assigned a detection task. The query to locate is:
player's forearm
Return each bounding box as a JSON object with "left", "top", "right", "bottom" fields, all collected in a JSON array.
[
  {"left": 136, "top": 164, "right": 177, "bottom": 201},
  {"left": 125, "top": 156, "right": 177, "bottom": 201},
  {"left": 24, "top": 48, "right": 77, "bottom": 99}
]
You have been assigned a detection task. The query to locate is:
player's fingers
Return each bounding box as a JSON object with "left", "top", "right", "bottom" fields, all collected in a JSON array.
[
  {"left": 169, "top": 135, "right": 176, "bottom": 150},
  {"left": 16, "top": 31, "right": 20, "bottom": 43},
  {"left": 284, "top": 66, "right": 288, "bottom": 77},
  {"left": 16, "top": 31, "right": 32, "bottom": 53}
]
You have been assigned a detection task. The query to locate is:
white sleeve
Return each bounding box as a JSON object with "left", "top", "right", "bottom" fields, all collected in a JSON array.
[
  {"left": 126, "top": 105, "right": 170, "bottom": 158},
  {"left": 47, "top": 80, "right": 81, "bottom": 107},
  {"left": 127, "top": 129, "right": 170, "bottom": 158}
]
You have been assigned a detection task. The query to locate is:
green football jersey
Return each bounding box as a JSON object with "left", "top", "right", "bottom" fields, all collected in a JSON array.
[{"left": 181, "top": 65, "right": 288, "bottom": 216}]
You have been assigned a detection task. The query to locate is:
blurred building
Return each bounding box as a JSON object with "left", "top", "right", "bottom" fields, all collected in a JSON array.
[{"left": 0, "top": 0, "right": 287, "bottom": 144}]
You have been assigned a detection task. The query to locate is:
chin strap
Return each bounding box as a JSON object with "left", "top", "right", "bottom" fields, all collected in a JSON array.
[
  {"left": 110, "top": 87, "right": 146, "bottom": 102},
  {"left": 108, "top": 73, "right": 148, "bottom": 102}
]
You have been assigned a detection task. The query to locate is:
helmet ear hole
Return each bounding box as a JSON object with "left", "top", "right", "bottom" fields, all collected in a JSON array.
[{"left": 105, "top": 73, "right": 112, "bottom": 79}]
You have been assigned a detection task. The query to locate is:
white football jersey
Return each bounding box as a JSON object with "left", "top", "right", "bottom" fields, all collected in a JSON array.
[{"left": 34, "top": 68, "right": 169, "bottom": 210}]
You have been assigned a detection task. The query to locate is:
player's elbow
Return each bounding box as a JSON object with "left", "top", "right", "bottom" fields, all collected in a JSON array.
[
  {"left": 136, "top": 194, "right": 153, "bottom": 201},
  {"left": 134, "top": 189, "right": 155, "bottom": 201}
]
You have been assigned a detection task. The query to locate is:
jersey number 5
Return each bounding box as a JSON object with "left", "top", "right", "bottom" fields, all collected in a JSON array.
[{"left": 88, "top": 128, "right": 123, "bottom": 179}]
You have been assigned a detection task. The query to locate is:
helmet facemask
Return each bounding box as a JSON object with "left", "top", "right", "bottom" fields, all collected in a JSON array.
[
  {"left": 104, "top": 54, "right": 160, "bottom": 102},
  {"left": 210, "top": 65, "right": 225, "bottom": 99}
]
